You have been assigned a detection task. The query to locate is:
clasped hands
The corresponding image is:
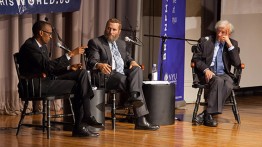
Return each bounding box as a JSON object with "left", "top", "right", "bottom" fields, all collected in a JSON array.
[{"left": 96, "top": 61, "right": 141, "bottom": 75}]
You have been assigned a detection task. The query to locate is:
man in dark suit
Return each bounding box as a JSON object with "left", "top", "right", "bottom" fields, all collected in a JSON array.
[
  {"left": 19, "top": 21, "right": 103, "bottom": 137},
  {"left": 87, "top": 18, "right": 159, "bottom": 130},
  {"left": 192, "top": 20, "right": 241, "bottom": 127}
]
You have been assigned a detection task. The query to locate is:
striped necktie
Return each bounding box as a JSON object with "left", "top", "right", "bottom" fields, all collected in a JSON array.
[{"left": 111, "top": 42, "right": 124, "bottom": 74}]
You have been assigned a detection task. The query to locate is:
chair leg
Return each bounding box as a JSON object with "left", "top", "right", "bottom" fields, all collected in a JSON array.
[
  {"left": 192, "top": 88, "right": 203, "bottom": 123},
  {"left": 68, "top": 98, "right": 75, "bottom": 124},
  {"left": 126, "top": 107, "right": 135, "bottom": 123},
  {"left": 42, "top": 100, "right": 46, "bottom": 133},
  {"left": 53, "top": 100, "right": 57, "bottom": 120},
  {"left": 231, "top": 90, "right": 241, "bottom": 124},
  {"left": 16, "top": 101, "right": 29, "bottom": 136},
  {"left": 111, "top": 92, "right": 116, "bottom": 130},
  {"left": 47, "top": 100, "right": 51, "bottom": 139}
]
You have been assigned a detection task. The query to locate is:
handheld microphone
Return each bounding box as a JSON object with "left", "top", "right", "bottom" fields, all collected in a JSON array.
[
  {"left": 57, "top": 42, "right": 71, "bottom": 52},
  {"left": 124, "top": 36, "right": 142, "bottom": 46}
]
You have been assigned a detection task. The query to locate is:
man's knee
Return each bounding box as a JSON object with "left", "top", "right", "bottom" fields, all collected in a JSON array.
[
  {"left": 211, "top": 76, "right": 224, "bottom": 85},
  {"left": 78, "top": 69, "right": 88, "bottom": 76},
  {"left": 130, "top": 66, "right": 143, "bottom": 74}
]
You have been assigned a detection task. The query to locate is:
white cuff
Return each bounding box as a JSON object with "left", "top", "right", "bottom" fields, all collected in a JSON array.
[
  {"left": 65, "top": 53, "right": 71, "bottom": 60},
  {"left": 228, "top": 46, "right": 235, "bottom": 51}
]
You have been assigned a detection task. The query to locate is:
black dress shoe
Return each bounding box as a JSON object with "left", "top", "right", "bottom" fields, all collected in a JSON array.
[
  {"left": 128, "top": 92, "right": 143, "bottom": 108},
  {"left": 204, "top": 113, "right": 218, "bottom": 127},
  {"left": 192, "top": 110, "right": 205, "bottom": 126},
  {"left": 128, "top": 98, "right": 143, "bottom": 108},
  {"left": 135, "top": 116, "right": 160, "bottom": 131},
  {"left": 86, "top": 116, "right": 104, "bottom": 128},
  {"left": 72, "top": 124, "right": 100, "bottom": 137}
]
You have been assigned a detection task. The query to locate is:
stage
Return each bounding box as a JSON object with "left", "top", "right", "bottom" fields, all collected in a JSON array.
[{"left": 0, "top": 95, "right": 261, "bottom": 146}]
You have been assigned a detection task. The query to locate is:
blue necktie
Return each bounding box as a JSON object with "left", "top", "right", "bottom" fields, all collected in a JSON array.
[
  {"left": 111, "top": 42, "right": 124, "bottom": 74},
  {"left": 215, "top": 43, "right": 225, "bottom": 75}
]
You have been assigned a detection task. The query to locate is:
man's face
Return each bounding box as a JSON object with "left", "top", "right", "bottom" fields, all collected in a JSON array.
[
  {"left": 216, "top": 26, "right": 230, "bottom": 42},
  {"left": 40, "top": 24, "right": 53, "bottom": 44},
  {"left": 104, "top": 22, "right": 121, "bottom": 42}
]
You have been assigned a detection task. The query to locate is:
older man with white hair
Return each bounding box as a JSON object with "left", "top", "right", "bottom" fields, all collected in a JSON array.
[{"left": 191, "top": 20, "right": 241, "bottom": 127}]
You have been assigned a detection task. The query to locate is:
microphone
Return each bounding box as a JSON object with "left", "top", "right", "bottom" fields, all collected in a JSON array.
[
  {"left": 57, "top": 42, "right": 71, "bottom": 52},
  {"left": 204, "top": 36, "right": 209, "bottom": 41},
  {"left": 198, "top": 36, "right": 210, "bottom": 43},
  {"left": 124, "top": 36, "right": 142, "bottom": 46},
  {"left": 194, "top": 36, "right": 210, "bottom": 53}
]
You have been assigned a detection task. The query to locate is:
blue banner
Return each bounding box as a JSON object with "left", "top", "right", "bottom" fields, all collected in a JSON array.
[
  {"left": 159, "top": 0, "right": 185, "bottom": 101},
  {"left": 0, "top": 0, "right": 81, "bottom": 15}
]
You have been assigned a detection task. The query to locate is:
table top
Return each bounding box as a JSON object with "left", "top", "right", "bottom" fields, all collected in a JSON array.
[{"left": 143, "top": 81, "right": 170, "bottom": 85}]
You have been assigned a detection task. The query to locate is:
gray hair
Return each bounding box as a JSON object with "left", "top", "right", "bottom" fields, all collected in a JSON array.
[{"left": 215, "top": 20, "right": 234, "bottom": 34}]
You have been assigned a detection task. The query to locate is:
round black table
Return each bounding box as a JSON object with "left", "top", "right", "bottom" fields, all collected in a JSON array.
[{"left": 142, "top": 82, "right": 175, "bottom": 125}]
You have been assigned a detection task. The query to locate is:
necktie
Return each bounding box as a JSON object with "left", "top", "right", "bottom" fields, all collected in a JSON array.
[
  {"left": 111, "top": 42, "right": 124, "bottom": 74},
  {"left": 215, "top": 43, "right": 225, "bottom": 75}
]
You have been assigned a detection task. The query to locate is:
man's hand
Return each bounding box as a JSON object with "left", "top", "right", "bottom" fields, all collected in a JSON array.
[
  {"left": 129, "top": 61, "right": 141, "bottom": 69},
  {"left": 70, "top": 63, "right": 82, "bottom": 71},
  {"left": 222, "top": 27, "right": 233, "bottom": 48},
  {"left": 96, "top": 63, "right": 112, "bottom": 75},
  {"left": 205, "top": 69, "right": 215, "bottom": 83},
  {"left": 68, "top": 46, "right": 87, "bottom": 58}
]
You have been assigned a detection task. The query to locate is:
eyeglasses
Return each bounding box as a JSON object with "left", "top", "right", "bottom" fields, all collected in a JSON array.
[{"left": 42, "top": 30, "right": 52, "bottom": 36}]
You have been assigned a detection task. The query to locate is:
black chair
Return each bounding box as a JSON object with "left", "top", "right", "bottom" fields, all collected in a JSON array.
[
  {"left": 14, "top": 52, "right": 75, "bottom": 139},
  {"left": 190, "top": 45, "right": 244, "bottom": 124},
  {"left": 84, "top": 50, "right": 135, "bottom": 130},
  {"left": 90, "top": 71, "right": 135, "bottom": 130}
]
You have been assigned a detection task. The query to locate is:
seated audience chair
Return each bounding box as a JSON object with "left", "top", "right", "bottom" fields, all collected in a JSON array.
[
  {"left": 190, "top": 45, "right": 244, "bottom": 124},
  {"left": 14, "top": 52, "right": 75, "bottom": 139}
]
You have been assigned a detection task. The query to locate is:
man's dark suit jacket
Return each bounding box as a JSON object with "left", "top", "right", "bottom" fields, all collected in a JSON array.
[
  {"left": 19, "top": 37, "right": 70, "bottom": 78},
  {"left": 18, "top": 37, "right": 75, "bottom": 96},
  {"left": 86, "top": 35, "right": 135, "bottom": 87},
  {"left": 192, "top": 35, "right": 241, "bottom": 83},
  {"left": 87, "top": 35, "right": 134, "bottom": 70}
]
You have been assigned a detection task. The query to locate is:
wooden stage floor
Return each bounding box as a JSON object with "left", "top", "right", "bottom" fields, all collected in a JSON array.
[{"left": 0, "top": 95, "right": 262, "bottom": 147}]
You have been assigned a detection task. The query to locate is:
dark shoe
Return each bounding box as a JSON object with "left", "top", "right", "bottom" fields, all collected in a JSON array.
[
  {"left": 128, "top": 98, "right": 143, "bottom": 108},
  {"left": 128, "top": 92, "right": 143, "bottom": 108},
  {"left": 86, "top": 116, "right": 104, "bottom": 128},
  {"left": 192, "top": 110, "right": 205, "bottom": 126},
  {"left": 204, "top": 113, "right": 218, "bottom": 127},
  {"left": 72, "top": 124, "right": 100, "bottom": 137},
  {"left": 135, "top": 116, "right": 160, "bottom": 131}
]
